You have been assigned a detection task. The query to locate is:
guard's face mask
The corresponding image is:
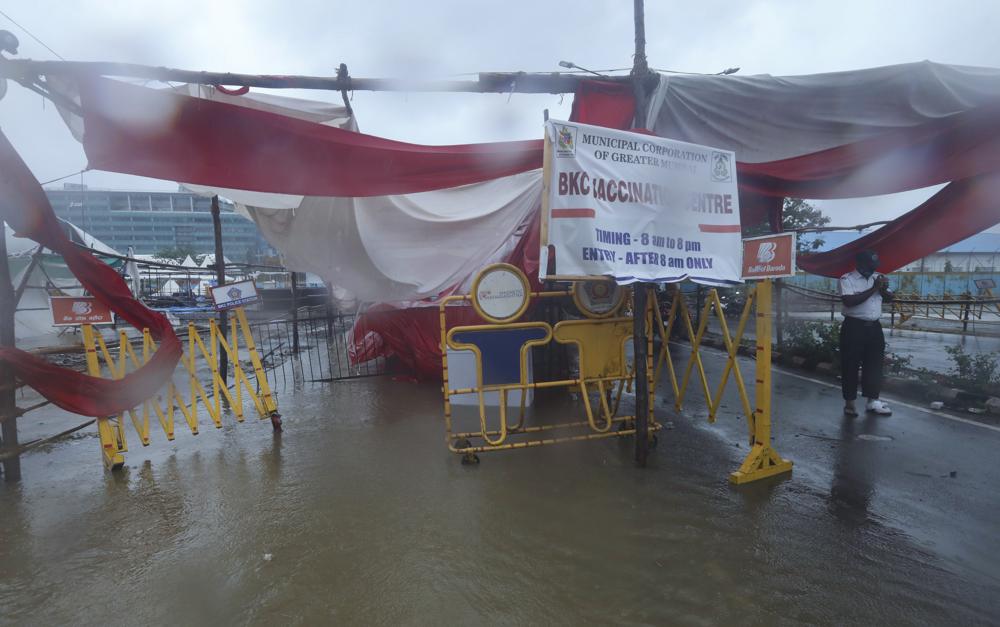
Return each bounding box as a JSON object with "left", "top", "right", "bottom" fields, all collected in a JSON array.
[{"left": 856, "top": 253, "right": 879, "bottom": 278}]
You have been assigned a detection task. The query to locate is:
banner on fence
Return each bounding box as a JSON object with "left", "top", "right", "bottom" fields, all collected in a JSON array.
[
  {"left": 541, "top": 120, "right": 743, "bottom": 286},
  {"left": 211, "top": 279, "right": 260, "bottom": 310},
  {"left": 50, "top": 296, "right": 114, "bottom": 326}
]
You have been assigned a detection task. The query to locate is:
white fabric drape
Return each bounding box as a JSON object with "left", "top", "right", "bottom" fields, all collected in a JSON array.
[
  {"left": 50, "top": 79, "right": 541, "bottom": 305},
  {"left": 647, "top": 61, "right": 1000, "bottom": 163},
  {"left": 244, "top": 172, "right": 540, "bottom": 303}
]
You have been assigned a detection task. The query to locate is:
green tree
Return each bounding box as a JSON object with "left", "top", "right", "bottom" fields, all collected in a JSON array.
[
  {"left": 743, "top": 198, "right": 831, "bottom": 253},
  {"left": 154, "top": 246, "right": 198, "bottom": 263},
  {"left": 782, "top": 198, "right": 831, "bottom": 252}
]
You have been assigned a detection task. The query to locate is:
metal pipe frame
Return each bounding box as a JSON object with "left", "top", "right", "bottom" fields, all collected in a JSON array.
[{"left": 438, "top": 290, "right": 661, "bottom": 457}]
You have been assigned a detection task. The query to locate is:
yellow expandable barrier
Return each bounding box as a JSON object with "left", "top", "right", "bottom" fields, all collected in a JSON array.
[
  {"left": 652, "top": 280, "right": 792, "bottom": 484},
  {"left": 81, "top": 306, "right": 280, "bottom": 471}
]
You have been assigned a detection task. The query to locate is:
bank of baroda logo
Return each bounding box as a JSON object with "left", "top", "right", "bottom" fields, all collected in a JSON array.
[
  {"left": 756, "top": 241, "right": 777, "bottom": 263},
  {"left": 555, "top": 124, "right": 577, "bottom": 157},
  {"left": 71, "top": 301, "right": 93, "bottom": 316}
]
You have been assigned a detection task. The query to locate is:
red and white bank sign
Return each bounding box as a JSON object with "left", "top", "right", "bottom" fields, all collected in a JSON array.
[
  {"left": 741, "top": 233, "right": 797, "bottom": 279},
  {"left": 542, "top": 120, "right": 743, "bottom": 285},
  {"left": 50, "top": 296, "right": 114, "bottom": 326}
]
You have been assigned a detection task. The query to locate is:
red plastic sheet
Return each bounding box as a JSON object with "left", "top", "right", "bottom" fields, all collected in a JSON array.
[
  {"left": 73, "top": 77, "right": 1000, "bottom": 218},
  {"left": 0, "top": 131, "right": 182, "bottom": 416},
  {"left": 78, "top": 77, "right": 543, "bottom": 197},
  {"left": 62, "top": 76, "right": 1000, "bottom": 377},
  {"left": 568, "top": 80, "right": 636, "bottom": 131},
  {"left": 736, "top": 103, "right": 1000, "bottom": 200},
  {"left": 797, "top": 173, "right": 1000, "bottom": 277}
]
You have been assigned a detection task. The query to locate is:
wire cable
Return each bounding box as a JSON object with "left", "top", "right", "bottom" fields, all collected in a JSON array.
[
  {"left": 0, "top": 8, "right": 65, "bottom": 60},
  {"left": 39, "top": 169, "right": 87, "bottom": 186}
]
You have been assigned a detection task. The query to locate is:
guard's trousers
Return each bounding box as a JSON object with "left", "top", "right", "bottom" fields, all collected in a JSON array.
[{"left": 839, "top": 316, "right": 884, "bottom": 401}]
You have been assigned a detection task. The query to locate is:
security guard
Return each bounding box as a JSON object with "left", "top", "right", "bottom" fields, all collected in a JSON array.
[{"left": 839, "top": 250, "right": 894, "bottom": 416}]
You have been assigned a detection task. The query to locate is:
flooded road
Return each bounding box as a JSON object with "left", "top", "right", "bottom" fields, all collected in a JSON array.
[{"left": 2, "top": 350, "right": 999, "bottom": 625}]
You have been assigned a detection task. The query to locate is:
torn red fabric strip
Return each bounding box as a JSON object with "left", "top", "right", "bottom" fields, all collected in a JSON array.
[
  {"left": 0, "top": 130, "right": 182, "bottom": 417},
  {"left": 551, "top": 208, "right": 596, "bottom": 218},
  {"left": 797, "top": 173, "right": 1000, "bottom": 277},
  {"left": 78, "top": 77, "right": 544, "bottom": 197}
]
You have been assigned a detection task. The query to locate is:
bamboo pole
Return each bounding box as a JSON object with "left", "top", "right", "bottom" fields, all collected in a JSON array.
[
  {"left": 0, "top": 220, "right": 22, "bottom": 481},
  {"left": 0, "top": 58, "right": 620, "bottom": 94},
  {"left": 630, "top": 0, "right": 658, "bottom": 467}
]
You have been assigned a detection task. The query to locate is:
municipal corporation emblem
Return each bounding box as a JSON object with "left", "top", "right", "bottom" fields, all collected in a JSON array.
[
  {"left": 585, "top": 281, "right": 613, "bottom": 305},
  {"left": 555, "top": 124, "right": 578, "bottom": 157},
  {"left": 710, "top": 151, "right": 732, "bottom": 182}
]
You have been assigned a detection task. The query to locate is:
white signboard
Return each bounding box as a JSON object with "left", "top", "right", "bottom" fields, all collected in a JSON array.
[
  {"left": 471, "top": 263, "right": 530, "bottom": 323},
  {"left": 542, "top": 120, "right": 743, "bottom": 286},
  {"left": 210, "top": 279, "right": 260, "bottom": 311}
]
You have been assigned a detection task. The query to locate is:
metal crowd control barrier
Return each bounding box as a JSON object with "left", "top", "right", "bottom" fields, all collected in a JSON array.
[
  {"left": 438, "top": 264, "right": 659, "bottom": 463},
  {"left": 890, "top": 291, "right": 1000, "bottom": 331},
  {"left": 81, "top": 306, "right": 280, "bottom": 470},
  {"left": 652, "top": 280, "right": 793, "bottom": 484}
]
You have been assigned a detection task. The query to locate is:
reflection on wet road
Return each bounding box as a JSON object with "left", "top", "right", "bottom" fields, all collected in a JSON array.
[{"left": 1, "top": 346, "right": 998, "bottom": 624}]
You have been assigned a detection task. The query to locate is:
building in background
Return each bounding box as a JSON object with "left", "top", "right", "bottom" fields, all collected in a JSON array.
[
  {"left": 44, "top": 184, "right": 275, "bottom": 262},
  {"left": 800, "top": 231, "right": 1000, "bottom": 273},
  {"left": 895, "top": 233, "right": 1000, "bottom": 273},
  {"left": 793, "top": 231, "right": 1000, "bottom": 297}
]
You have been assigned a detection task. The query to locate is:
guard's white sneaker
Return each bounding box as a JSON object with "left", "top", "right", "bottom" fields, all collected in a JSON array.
[{"left": 866, "top": 399, "right": 892, "bottom": 415}]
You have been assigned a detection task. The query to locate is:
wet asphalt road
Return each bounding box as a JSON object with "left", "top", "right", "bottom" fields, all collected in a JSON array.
[{"left": 1, "top": 344, "right": 998, "bottom": 625}]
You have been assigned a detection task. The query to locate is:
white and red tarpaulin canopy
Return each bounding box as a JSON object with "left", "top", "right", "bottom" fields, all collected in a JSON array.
[
  {"left": 33, "top": 61, "right": 1000, "bottom": 379},
  {"left": 47, "top": 62, "right": 1000, "bottom": 282}
]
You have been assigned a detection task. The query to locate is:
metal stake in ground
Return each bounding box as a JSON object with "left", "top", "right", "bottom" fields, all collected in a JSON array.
[
  {"left": 211, "top": 195, "right": 228, "bottom": 382},
  {"left": 290, "top": 271, "right": 300, "bottom": 353},
  {"left": 0, "top": 219, "right": 22, "bottom": 481}
]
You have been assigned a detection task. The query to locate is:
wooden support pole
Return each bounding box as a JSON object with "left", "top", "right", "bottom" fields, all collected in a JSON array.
[
  {"left": 962, "top": 292, "right": 971, "bottom": 334},
  {"left": 0, "top": 221, "right": 22, "bottom": 481},
  {"left": 630, "top": 0, "right": 658, "bottom": 467},
  {"left": 633, "top": 0, "right": 647, "bottom": 79},
  {"left": 337, "top": 63, "right": 353, "bottom": 114},
  {"left": 633, "top": 284, "right": 650, "bottom": 467},
  {"left": 0, "top": 58, "right": 618, "bottom": 95},
  {"left": 210, "top": 195, "right": 228, "bottom": 382}
]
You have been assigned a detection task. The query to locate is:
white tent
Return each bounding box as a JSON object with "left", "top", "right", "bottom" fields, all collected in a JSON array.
[{"left": 6, "top": 219, "right": 121, "bottom": 346}]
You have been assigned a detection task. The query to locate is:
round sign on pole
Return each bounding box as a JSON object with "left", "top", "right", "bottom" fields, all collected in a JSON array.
[
  {"left": 470, "top": 263, "right": 531, "bottom": 323},
  {"left": 572, "top": 279, "right": 625, "bottom": 319}
]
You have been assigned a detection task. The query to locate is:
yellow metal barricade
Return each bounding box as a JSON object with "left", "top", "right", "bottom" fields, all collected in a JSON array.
[
  {"left": 81, "top": 306, "right": 279, "bottom": 471},
  {"left": 652, "top": 280, "right": 792, "bottom": 484},
  {"left": 439, "top": 266, "right": 659, "bottom": 463}
]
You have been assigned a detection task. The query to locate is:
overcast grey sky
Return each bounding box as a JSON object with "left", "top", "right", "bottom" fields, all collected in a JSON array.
[{"left": 2, "top": 0, "right": 1000, "bottom": 230}]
